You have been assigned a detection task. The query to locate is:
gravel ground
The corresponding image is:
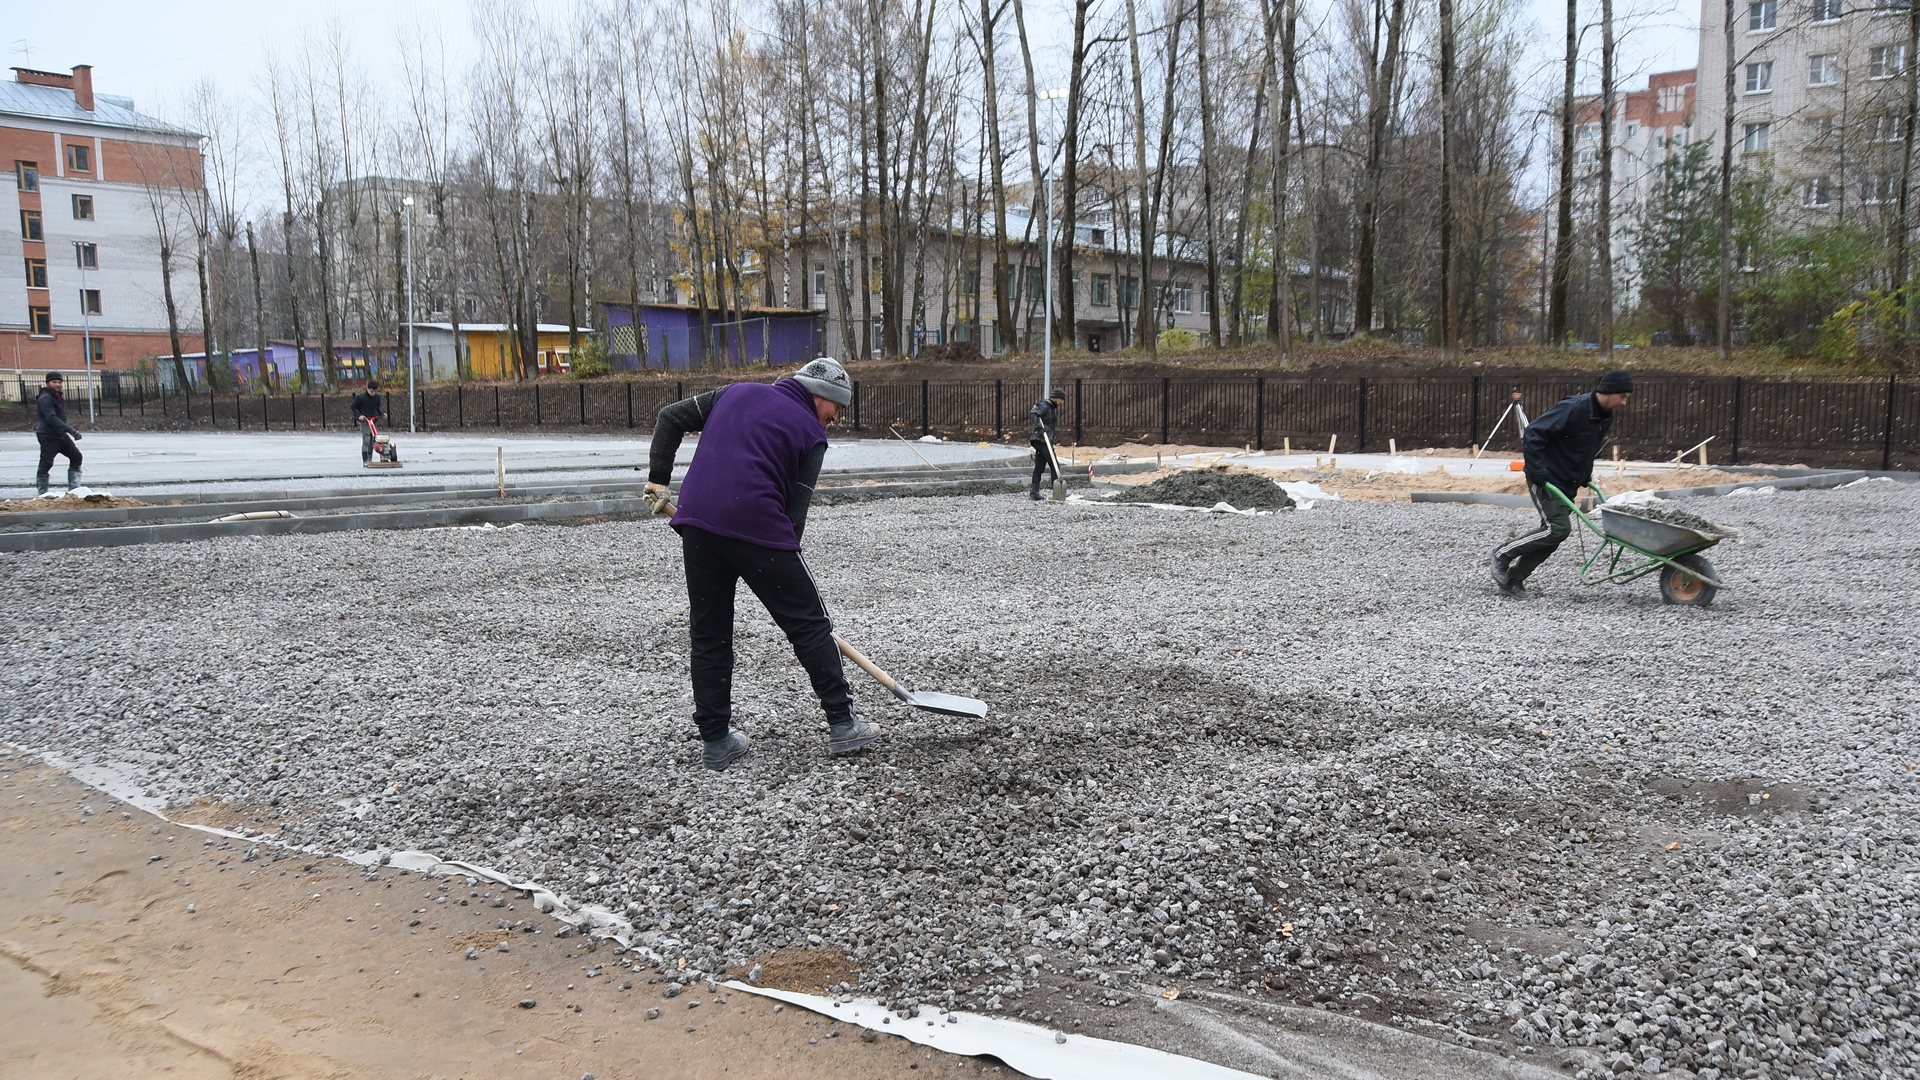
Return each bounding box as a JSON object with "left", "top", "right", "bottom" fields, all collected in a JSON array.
[{"left": 3, "top": 484, "right": 1917, "bottom": 1080}]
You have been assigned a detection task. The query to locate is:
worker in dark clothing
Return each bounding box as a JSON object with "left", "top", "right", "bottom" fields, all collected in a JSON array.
[
  {"left": 34, "top": 372, "right": 83, "bottom": 495},
  {"left": 643, "top": 357, "right": 881, "bottom": 772},
  {"left": 1028, "top": 387, "right": 1065, "bottom": 500},
  {"left": 1491, "top": 371, "right": 1635, "bottom": 598},
  {"left": 351, "top": 381, "right": 385, "bottom": 464}
]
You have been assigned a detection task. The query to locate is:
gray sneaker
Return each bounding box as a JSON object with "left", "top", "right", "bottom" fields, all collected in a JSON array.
[
  {"left": 1499, "top": 579, "right": 1530, "bottom": 600},
  {"left": 1489, "top": 552, "right": 1511, "bottom": 587},
  {"left": 828, "top": 717, "right": 884, "bottom": 756},
  {"left": 702, "top": 731, "right": 750, "bottom": 771}
]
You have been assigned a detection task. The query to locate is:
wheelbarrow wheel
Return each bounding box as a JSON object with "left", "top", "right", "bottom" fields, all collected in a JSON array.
[{"left": 1660, "top": 554, "right": 1717, "bottom": 607}]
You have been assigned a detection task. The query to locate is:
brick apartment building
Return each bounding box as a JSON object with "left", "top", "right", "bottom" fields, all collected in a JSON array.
[
  {"left": 2, "top": 65, "right": 204, "bottom": 376},
  {"left": 1575, "top": 68, "right": 1699, "bottom": 289}
]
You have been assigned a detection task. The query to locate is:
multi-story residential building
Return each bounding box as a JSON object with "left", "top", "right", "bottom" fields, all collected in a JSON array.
[
  {"left": 2, "top": 65, "right": 204, "bottom": 374},
  {"left": 1696, "top": 0, "right": 1912, "bottom": 224},
  {"left": 1576, "top": 68, "right": 1699, "bottom": 291}
]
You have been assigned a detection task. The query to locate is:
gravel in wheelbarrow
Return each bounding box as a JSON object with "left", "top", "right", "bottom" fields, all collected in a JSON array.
[{"left": 1604, "top": 499, "right": 1740, "bottom": 538}]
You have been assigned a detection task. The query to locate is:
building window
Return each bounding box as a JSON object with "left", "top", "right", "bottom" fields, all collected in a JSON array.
[
  {"left": 1091, "top": 273, "right": 1112, "bottom": 306},
  {"left": 1749, "top": 0, "right": 1777, "bottom": 28},
  {"left": 1090, "top": 228, "right": 1107, "bottom": 247},
  {"left": 1808, "top": 54, "right": 1839, "bottom": 85},
  {"left": 1120, "top": 275, "right": 1140, "bottom": 309},
  {"left": 1862, "top": 174, "right": 1896, "bottom": 203},
  {"left": 1805, "top": 176, "right": 1834, "bottom": 207},
  {"left": 1743, "top": 122, "right": 1772, "bottom": 152},
  {"left": 1657, "top": 86, "right": 1688, "bottom": 113},
  {"left": 30, "top": 306, "right": 51, "bottom": 336},
  {"left": 1172, "top": 282, "right": 1193, "bottom": 314},
  {"left": 80, "top": 289, "right": 102, "bottom": 316},
  {"left": 25, "top": 257, "right": 47, "bottom": 288},
  {"left": 1026, "top": 270, "right": 1046, "bottom": 302},
  {"left": 76, "top": 242, "right": 97, "bottom": 269},
  {"left": 1870, "top": 44, "right": 1906, "bottom": 78},
  {"left": 1813, "top": 0, "right": 1843, "bottom": 19},
  {"left": 1873, "top": 113, "right": 1904, "bottom": 141},
  {"left": 72, "top": 194, "right": 94, "bottom": 220},
  {"left": 812, "top": 263, "right": 827, "bottom": 300},
  {"left": 66, "top": 143, "right": 91, "bottom": 174},
  {"left": 85, "top": 338, "right": 104, "bottom": 363},
  {"left": 1579, "top": 122, "right": 1600, "bottom": 141},
  {"left": 14, "top": 160, "right": 36, "bottom": 192},
  {"left": 21, "top": 209, "right": 43, "bottom": 240},
  {"left": 1745, "top": 61, "right": 1774, "bottom": 92},
  {"left": 1626, "top": 122, "right": 1639, "bottom": 138}
]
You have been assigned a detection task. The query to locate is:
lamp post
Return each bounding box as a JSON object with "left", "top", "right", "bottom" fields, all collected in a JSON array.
[
  {"left": 73, "top": 240, "right": 94, "bottom": 422},
  {"left": 1038, "top": 88, "right": 1069, "bottom": 399},
  {"left": 403, "top": 195, "right": 416, "bottom": 433}
]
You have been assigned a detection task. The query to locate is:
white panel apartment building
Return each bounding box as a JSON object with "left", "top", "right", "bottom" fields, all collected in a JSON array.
[
  {"left": 1696, "top": 0, "right": 1914, "bottom": 222},
  {"left": 3, "top": 65, "right": 204, "bottom": 377},
  {"left": 1578, "top": 69, "right": 1699, "bottom": 289}
]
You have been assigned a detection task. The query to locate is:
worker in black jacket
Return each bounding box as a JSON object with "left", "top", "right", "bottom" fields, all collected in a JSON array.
[
  {"left": 351, "top": 381, "right": 385, "bottom": 464},
  {"left": 34, "top": 372, "right": 83, "bottom": 495},
  {"left": 1028, "top": 387, "right": 1065, "bottom": 500},
  {"left": 1491, "top": 371, "right": 1634, "bottom": 598}
]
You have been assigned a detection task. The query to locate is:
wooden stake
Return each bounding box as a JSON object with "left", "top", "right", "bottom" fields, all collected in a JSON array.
[
  {"left": 1699, "top": 443, "right": 1708, "bottom": 467},
  {"left": 1389, "top": 438, "right": 1398, "bottom": 455},
  {"left": 497, "top": 446, "right": 506, "bottom": 499},
  {"left": 1283, "top": 437, "right": 1291, "bottom": 455},
  {"left": 1328, "top": 433, "right": 1338, "bottom": 454}
]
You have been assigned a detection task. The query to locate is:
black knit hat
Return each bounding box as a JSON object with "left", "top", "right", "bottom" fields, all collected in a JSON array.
[
  {"left": 1595, "top": 370, "right": 1635, "bottom": 394},
  {"left": 45, "top": 371, "right": 63, "bottom": 383}
]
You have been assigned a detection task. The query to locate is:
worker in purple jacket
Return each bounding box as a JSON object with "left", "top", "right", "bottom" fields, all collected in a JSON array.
[{"left": 643, "top": 358, "right": 882, "bottom": 771}]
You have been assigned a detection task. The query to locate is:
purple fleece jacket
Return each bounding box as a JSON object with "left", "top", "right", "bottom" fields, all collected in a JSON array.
[{"left": 670, "top": 378, "right": 827, "bottom": 550}]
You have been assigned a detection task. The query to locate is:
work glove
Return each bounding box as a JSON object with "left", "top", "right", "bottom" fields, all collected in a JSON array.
[
  {"left": 70, "top": 432, "right": 81, "bottom": 440},
  {"left": 643, "top": 482, "right": 673, "bottom": 516}
]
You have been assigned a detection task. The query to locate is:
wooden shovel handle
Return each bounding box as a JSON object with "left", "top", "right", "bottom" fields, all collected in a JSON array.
[{"left": 834, "top": 634, "right": 907, "bottom": 700}]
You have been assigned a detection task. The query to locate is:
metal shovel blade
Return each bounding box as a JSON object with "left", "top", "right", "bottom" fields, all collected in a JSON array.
[
  {"left": 835, "top": 633, "right": 989, "bottom": 719},
  {"left": 1050, "top": 479, "right": 1068, "bottom": 502},
  {"left": 893, "top": 687, "right": 990, "bottom": 718}
]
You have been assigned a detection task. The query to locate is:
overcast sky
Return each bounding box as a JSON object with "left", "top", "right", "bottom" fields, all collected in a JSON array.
[{"left": 8, "top": 0, "right": 1698, "bottom": 199}]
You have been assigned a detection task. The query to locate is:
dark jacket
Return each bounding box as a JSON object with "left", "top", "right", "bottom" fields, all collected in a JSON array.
[
  {"left": 1028, "top": 399, "right": 1059, "bottom": 443},
  {"left": 1523, "top": 391, "right": 1614, "bottom": 496},
  {"left": 351, "top": 389, "right": 384, "bottom": 422},
  {"left": 36, "top": 387, "right": 80, "bottom": 438},
  {"left": 649, "top": 380, "right": 829, "bottom": 549}
]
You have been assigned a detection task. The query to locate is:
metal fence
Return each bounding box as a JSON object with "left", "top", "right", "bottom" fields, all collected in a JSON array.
[{"left": 16, "top": 372, "right": 1917, "bottom": 469}]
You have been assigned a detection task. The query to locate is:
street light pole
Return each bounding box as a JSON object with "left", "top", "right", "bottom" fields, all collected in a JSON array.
[
  {"left": 403, "top": 195, "right": 416, "bottom": 433},
  {"left": 74, "top": 241, "right": 94, "bottom": 423},
  {"left": 1042, "top": 169, "right": 1054, "bottom": 398},
  {"left": 1037, "top": 88, "right": 1070, "bottom": 400}
]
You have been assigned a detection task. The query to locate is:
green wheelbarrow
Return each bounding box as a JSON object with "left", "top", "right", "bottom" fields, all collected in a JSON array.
[{"left": 1544, "top": 483, "right": 1726, "bottom": 607}]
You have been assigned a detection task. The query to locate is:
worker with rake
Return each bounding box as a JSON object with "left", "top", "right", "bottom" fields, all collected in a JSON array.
[
  {"left": 1028, "top": 387, "right": 1065, "bottom": 500},
  {"left": 643, "top": 358, "right": 882, "bottom": 771},
  {"left": 1490, "top": 370, "right": 1634, "bottom": 598}
]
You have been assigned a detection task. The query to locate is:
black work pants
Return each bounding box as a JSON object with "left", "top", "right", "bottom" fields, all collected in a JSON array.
[
  {"left": 358, "top": 417, "right": 377, "bottom": 463},
  {"left": 1495, "top": 482, "right": 1575, "bottom": 585},
  {"left": 680, "top": 525, "right": 852, "bottom": 743},
  {"left": 36, "top": 433, "right": 81, "bottom": 479},
  {"left": 1030, "top": 439, "right": 1058, "bottom": 487}
]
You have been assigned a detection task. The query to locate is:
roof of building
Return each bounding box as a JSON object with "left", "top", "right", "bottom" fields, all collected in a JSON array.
[
  {"left": 410, "top": 323, "right": 583, "bottom": 334},
  {"left": 0, "top": 78, "right": 199, "bottom": 139}
]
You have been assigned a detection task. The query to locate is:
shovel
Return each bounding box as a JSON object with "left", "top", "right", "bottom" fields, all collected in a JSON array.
[
  {"left": 834, "top": 634, "right": 989, "bottom": 718},
  {"left": 1040, "top": 432, "right": 1068, "bottom": 501}
]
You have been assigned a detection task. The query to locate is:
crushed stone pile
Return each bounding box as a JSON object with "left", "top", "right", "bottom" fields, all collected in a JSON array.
[
  {"left": 1114, "top": 468, "right": 1295, "bottom": 510},
  {"left": 1607, "top": 500, "right": 1739, "bottom": 537},
  {"left": 2, "top": 482, "right": 1915, "bottom": 1079}
]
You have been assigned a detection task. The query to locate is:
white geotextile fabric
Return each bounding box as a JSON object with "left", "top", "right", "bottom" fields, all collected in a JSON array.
[{"left": 725, "top": 982, "right": 1266, "bottom": 1080}]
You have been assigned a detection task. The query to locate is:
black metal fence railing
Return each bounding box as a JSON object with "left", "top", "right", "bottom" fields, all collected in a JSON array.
[{"left": 14, "top": 373, "right": 1916, "bottom": 470}]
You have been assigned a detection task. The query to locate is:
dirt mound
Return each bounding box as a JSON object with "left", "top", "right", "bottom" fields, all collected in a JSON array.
[
  {"left": 1114, "top": 468, "right": 1294, "bottom": 509},
  {"left": 0, "top": 494, "right": 147, "bottom": 512}
]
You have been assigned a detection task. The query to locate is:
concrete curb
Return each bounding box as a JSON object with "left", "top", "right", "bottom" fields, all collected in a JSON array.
[
  {"left": 0, "top": 496, "right": 657, "bottom": 553},
  {"left": 1409, "top": 468, "right": 1891, "bottom": 508}
]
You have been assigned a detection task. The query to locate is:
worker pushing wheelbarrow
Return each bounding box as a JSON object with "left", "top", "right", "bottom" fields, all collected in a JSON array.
[{"left": 1544, "top": 482, "right": 1728, "bottom": 606}]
